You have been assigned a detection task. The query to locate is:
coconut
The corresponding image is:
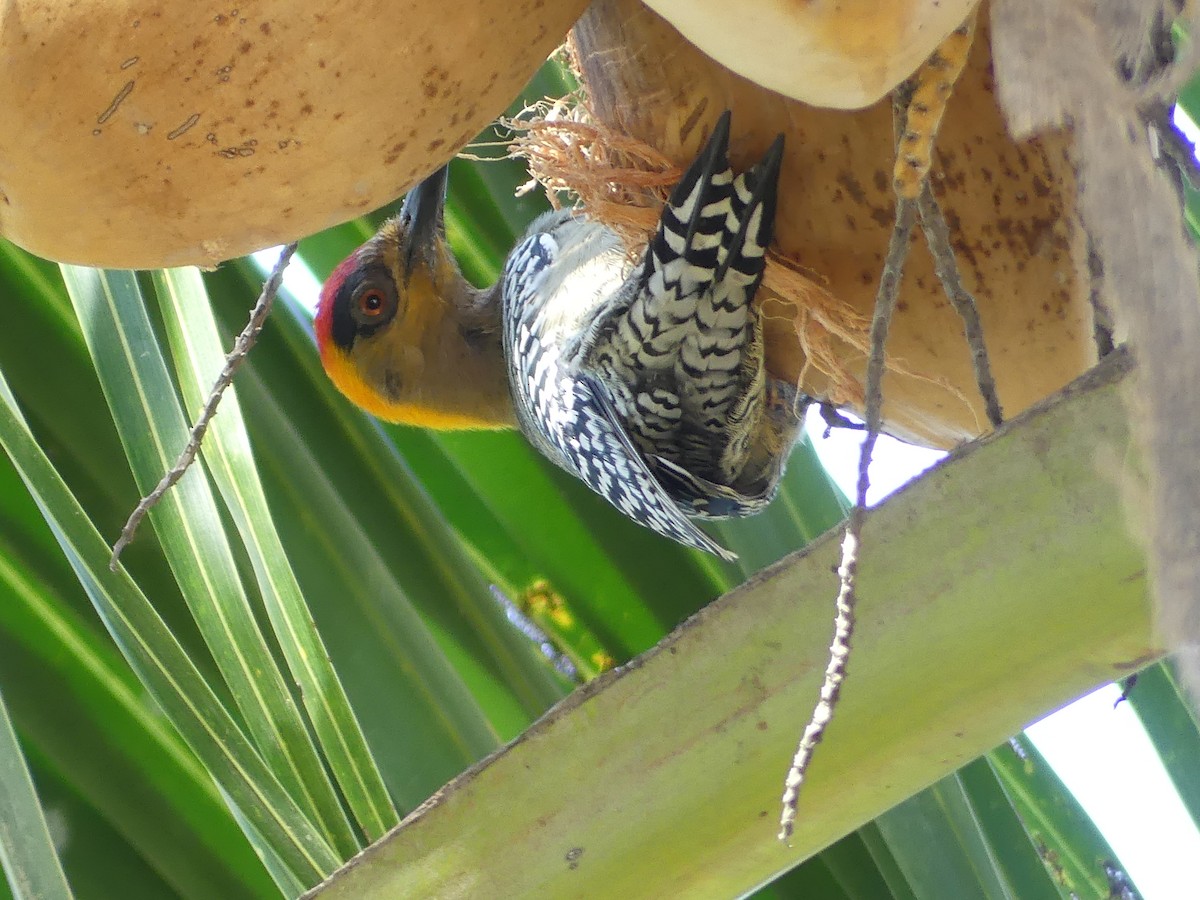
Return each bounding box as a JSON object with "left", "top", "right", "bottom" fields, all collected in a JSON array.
[
  {"left": 0, "top": 0, "right": 587, "bottom": 268},
  {"left": 641, "top": 0, "right": 982, "bottom": 110},
  {"left": 515, "top": 0, "right": 1093, "bottom": 449}
]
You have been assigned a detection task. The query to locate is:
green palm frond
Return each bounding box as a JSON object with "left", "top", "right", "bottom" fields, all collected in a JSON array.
[{"left": 1, "top": 58, "right": 1198, "bottom": 900}]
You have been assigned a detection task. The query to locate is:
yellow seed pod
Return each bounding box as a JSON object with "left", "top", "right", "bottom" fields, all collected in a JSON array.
[
  {"left": 893, "top": 16, "right": 978, "bottom": 199},
  {"left": 0, "top": 0, "right": 587, "bottom": 268}
]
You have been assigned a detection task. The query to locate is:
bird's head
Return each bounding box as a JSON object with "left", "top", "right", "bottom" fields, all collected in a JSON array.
[{"left": 315, "top": 166, "right": 513, "bottom": 429}]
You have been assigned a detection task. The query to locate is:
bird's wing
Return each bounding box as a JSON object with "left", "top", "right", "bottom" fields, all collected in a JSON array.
[
  {"left": 501, "top": 224, "right": 735, "bottom": 559},
  {"left": 570, "top": 375, "right": 737, "bottom": 560}
]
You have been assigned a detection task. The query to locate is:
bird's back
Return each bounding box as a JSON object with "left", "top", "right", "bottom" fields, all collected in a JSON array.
[{"left": 501, "top": 114, "right": 803, "bottom": 557}]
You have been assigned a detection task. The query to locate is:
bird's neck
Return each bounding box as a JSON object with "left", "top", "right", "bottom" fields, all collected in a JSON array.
[{"left": 404, "top": 277, "right": 515, "bottom": 430}]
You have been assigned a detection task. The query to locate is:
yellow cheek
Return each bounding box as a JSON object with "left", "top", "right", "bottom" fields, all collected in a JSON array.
[
  {"left": 322, "top": 345, "right": 505, "bottom": 430},
  {"left": 321, "top": 347, "right": 395, "bottom": 418},
  {"left": 392, "top": 406, "right": 509, "bottom": 430},
  {"left": 361, "top": 339, "right": 423, "bottom": 392}
]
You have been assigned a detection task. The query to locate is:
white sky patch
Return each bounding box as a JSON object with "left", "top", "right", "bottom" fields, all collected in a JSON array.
[
  {"left": 804, "top": 406, "right": 945, "bottom": 504},
  {"left": 1028, "top": 685, "right": 1200, "bottom": 900},
  {"left": 252, "top": 247, "right": 322, "bottom": 315},
  {"left": 805, "top": 414, "right": 1200, "bottom": 898},
  {"left": 1174, "top": 105, "right": 1200, "bottom": 145}
]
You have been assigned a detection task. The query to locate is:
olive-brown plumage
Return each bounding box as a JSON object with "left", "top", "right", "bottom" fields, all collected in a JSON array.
[{"left": 316, "top": 115, "right": 803, "bottom": 558}]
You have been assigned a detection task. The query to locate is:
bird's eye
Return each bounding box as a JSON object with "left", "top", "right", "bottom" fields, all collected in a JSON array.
[
  {"left": 358, "top": 289, "right": 386, "bottom": 316},
  {"left": 349, "top": 284, "right": 397, "bottom": 330},
  {"left": 345, "top": 274, "right": 400, "bottom": 336}
]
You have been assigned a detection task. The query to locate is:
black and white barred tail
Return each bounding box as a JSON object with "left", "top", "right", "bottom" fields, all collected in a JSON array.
[{"left": 501, "top": 112, "right": 797, "bottom": 559}]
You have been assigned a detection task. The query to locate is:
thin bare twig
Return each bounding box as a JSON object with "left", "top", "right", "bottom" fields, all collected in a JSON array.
[
  {"left": 778, "top": 196, "right": 918, "bottom": 841},
  {"left": 1086, "top": 233, "right": 1117, "bottom": 358},
  {"left": 779, "top": 19, "right": 978, "bottom": 828},
  {"left": 109, "top": 242, "right": 298, "bottom": 568},
  {"left": 817, "top": 401, "right": 866, "bottom": 437},
  {"left": 917, "top": 184, "right": 1004, "bottom": 427}
]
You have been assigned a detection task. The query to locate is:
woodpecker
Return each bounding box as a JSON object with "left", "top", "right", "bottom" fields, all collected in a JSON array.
[{"left": 316, "top": 112, "right": 805, "bottom": 559}]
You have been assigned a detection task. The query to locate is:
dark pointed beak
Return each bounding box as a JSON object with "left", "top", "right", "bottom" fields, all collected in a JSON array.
[{"left": 399, "top": 164, "right": 450, "bottom": 277}]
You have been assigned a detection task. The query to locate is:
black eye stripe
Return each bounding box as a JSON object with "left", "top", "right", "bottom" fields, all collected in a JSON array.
[
  {"left": 329, "top": 264, "right": 399, "bottom": 350},
  {"left": 329, "top": 279, "right": 358, "bottom": 351}
]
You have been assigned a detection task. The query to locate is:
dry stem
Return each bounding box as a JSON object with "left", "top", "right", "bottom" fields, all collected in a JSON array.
[
  {"left": 780, "top": 13, "right": 978, "bottom": 836},
  {"left": 918, "top": 185, "right": 1004, "bottom": 427},
  {"left": 109, "top": 242, "right": 297, "bottom": 567},
  {"left": 778, "top": 196, "right": 918, "bottom": 841}
]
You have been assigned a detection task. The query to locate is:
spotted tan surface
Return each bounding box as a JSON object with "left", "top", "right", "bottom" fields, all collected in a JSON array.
[
  {"left": 573, "top": 0, "right": 1093, "bottom": 448},
  {"left": 0, "top": 0, "right": 588, "bottom": 267}
]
